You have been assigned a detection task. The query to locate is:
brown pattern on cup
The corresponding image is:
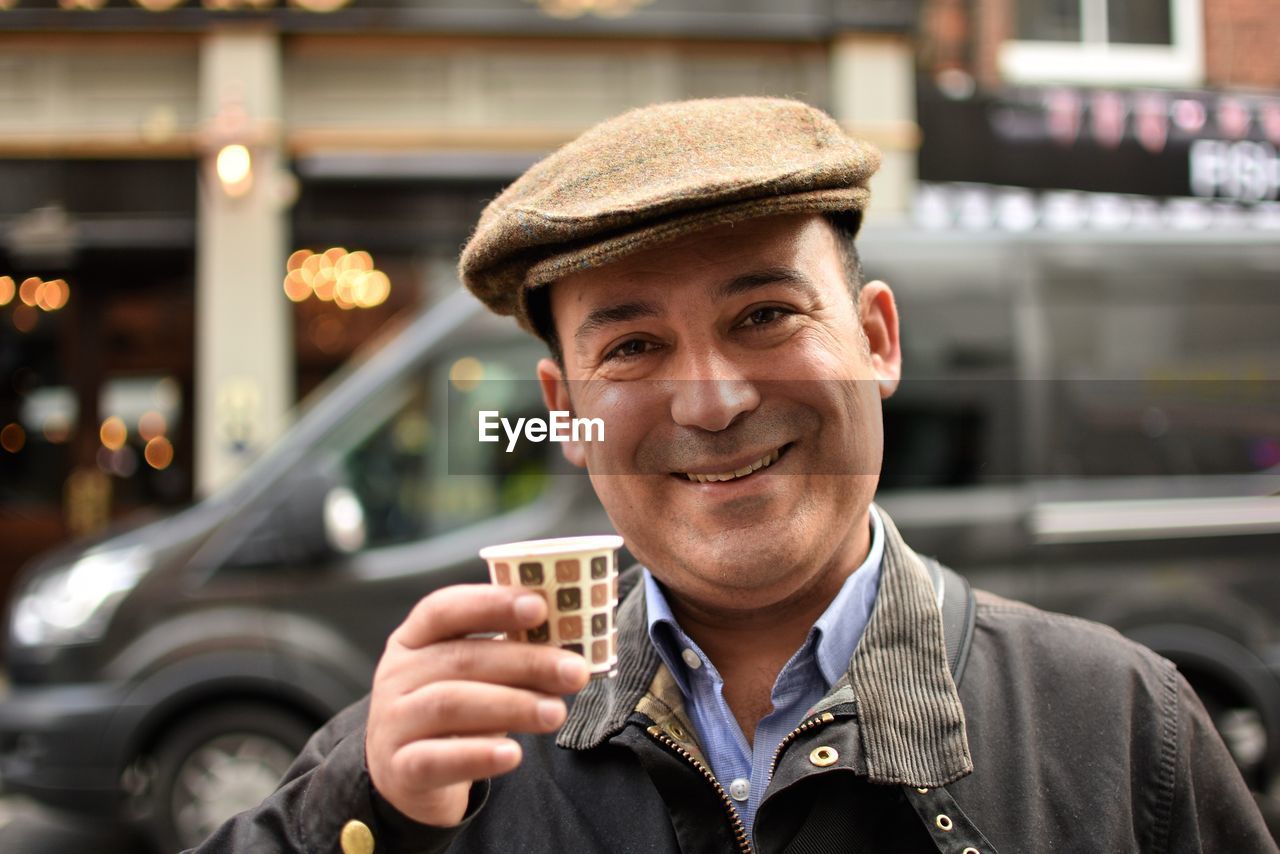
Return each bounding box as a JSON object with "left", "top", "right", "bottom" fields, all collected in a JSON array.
[
  {"left": 555, "top": 559, "right": 580, "bottom": 582},
  {"left": 590, "top": 583, "right": 608, "bottom": 607},
  {"left": 519, "top": 562, "right": 544, "bottom": 586},
  {"left": 556, "top": 588, "right": 580, "bottom": 611},
  {"left": 558, "top": 615, "right": 583, "bottom": 640},
  {"left": 591, "top": 613, "right": 608, "bottom": 637},
  {"left": 493, "top": 562, "right": 511, "bottom": 585},
  {"left": 592, "top": 640, "right": 608, "bottom": 664},
  {"left": 562, "top": 642, "right": 584, "bottom": 656},
  {"left": 528, "top": 621, "right": 550, "bottom": 643},
  {"left": 591, "top": 555, "right": 609, "bottom": 579}
]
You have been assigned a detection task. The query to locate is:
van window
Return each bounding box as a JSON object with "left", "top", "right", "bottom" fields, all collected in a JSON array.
[
  {"left": 333, "top": 339, "right": 554, "bottom": 550},
  {"left": 1041, "top": 262, "right": 1280, "bottom": 477}
]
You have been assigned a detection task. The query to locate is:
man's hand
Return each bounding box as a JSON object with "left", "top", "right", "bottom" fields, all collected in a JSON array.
[{"left": 366, "top": 584, "right": 591, "bottom": 827}]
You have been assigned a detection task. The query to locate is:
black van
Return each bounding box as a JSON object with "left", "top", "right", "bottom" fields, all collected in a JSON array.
[{"left": 2, "top": 228, "right": 1278, "bottom": 849}]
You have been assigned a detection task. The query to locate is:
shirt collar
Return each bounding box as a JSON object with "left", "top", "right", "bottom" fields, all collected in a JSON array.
[
  {"left": 558, "top": 505, "right": 973, "bottom": 790},
  {"left": 642, "top": 506, "right": 886, "bottom": 696}
]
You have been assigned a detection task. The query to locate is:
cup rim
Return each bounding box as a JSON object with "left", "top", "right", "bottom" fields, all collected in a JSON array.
[{"left": 479, "top": 534, "right": 624, "bottom": 560}]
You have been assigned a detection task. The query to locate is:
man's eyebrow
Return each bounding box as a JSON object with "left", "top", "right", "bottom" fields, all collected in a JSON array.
[
  {"left": 573, "top": 300, "right": 661, "bottom": 348},
  {"left": 712, "top": 266, "right": 819, "bottom": 300}
]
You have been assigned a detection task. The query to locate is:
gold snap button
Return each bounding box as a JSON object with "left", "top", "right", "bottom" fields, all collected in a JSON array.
[
  {"left": 340, "top": 819, "right": 375, "bottom": 854},
  {"left": 963, "top": 848, "right": 981, "bottom": 854},
  {"left": 915, "top": 787, "right": 929, "bottom": 794},
  {"left": 808, "top": 746, "right": 838, "bottom": 767},
  {"left": 935, "top": 814, "right": 953, "bottom": 832},
  {"left": 667, "top": 722, "right": 687, "bottom": 741}
]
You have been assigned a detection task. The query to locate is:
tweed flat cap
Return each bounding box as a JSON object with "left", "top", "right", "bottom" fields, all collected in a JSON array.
[{"left": 459, "top": 96, "right": 881, "bottom": 329}]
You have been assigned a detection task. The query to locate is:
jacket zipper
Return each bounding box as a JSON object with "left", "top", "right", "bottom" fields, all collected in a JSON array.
[
  {"left": 645, "top": 725, "right": 754, "bottom": 854},
  {"left": 766, "top": 711, "right": 835, "bottom": 782}
]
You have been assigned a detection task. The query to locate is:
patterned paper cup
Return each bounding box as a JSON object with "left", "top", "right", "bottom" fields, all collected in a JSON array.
[{"left": 480, "top": 535, "right": 624, "bottom": 679}]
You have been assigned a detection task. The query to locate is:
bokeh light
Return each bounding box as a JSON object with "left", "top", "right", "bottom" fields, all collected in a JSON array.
[
  {"left": 100, "top": 415, "right": 128, "bottom": 451},
  {"left": 36, "top": 278, "right": 69, "bottom": 311},
  {"left": 0, "top": 276, "right": 14, "bottom": 306},
  {"left": 19, "top": 277, "right": 40, "bottom": 306},
  {"left": 0, "top": 423, "right": 25, "bottom": 454},
  {"left": 144, "top": 436, "right": 175, "bottom": 470},
  {"left": 449, "top": 357, "right": 485, "bottom": 391},
  {"left": 215, "top": 144, "right": 253, "bottom": 196},
  {"left": 138, "top": 410, "right": 168, "bottom": 442},
  {"left": 285, "top": 248, "right": 391, "bottom": 308},
  {"left": 12, "top": 304, "right": 37, "bottom": 333}
]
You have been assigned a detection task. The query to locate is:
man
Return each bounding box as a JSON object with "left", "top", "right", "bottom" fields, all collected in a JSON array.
[{"left": 193, "top": 98, "right": 1273, "bottom": 853}]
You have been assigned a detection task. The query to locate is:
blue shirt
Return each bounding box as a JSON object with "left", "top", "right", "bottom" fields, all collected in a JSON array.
[{"left": 643, "top": 505, "right": 885, "bottom": 833}]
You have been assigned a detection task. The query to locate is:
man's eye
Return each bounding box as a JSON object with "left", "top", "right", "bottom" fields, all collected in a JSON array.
[
  {"left": 603, "top": 339, "right": 655, "bottom": 361},
  {"left": 741, "top": 306, "right": 791, "bottom": 327}
]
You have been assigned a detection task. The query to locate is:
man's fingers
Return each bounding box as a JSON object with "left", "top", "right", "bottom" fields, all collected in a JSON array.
[
  {"left": 394, "top": 584, "right": 546, "bottom": 649},
  {"left": 385, "top": 681, "right": 568, "bottom": 741},
  {"left": 389, "top": 737, "right": 523, "bottom": 792},
  {"left": 386, "top": 637, "right": 590, "bottom": 696}
]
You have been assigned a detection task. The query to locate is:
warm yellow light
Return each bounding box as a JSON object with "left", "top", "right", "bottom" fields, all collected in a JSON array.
[
  {"left": 138, "top": 410, "right": 167, "bottom": 442},
  {"left": 100, "top": 416, "right": 128, "bottom": 451},
  {"left": 449, "top": 356, "right": 485, "bottom": 392},
  {"left": 356, "top": 269, "right": 391, "bottom": 308},
  {"left": 42, "top": 416, "right": 71, "bottom": 444},
  {"left": 19, "top": 277, "right": 41, "bottom": 307},
  {"left": 283, "top": 270, "right": 311, "bottom": 302},
  {"left": 287, "top": 0, "right": 351, "bottom": 12},
  {"left": 215, "top": 144, "right": 253, "bottom": 196},
  {"left": 60, "top": 0, "right": 108, "bottom": 8},
  {"left": 12, "top": 304, "right": 37, "bottom": 333},
  {"left": 0, "top": 276, "right": 13, "bottom": 306},
  {"left": 0, "top": 0, "right": 20, "bottom": 10},
  {"left": 36, "top": 278, "right": 69, "bottom": 311},
  {"left": 286, "top": 249, "right": 313, "bottom": 272},
  {"left": 334, "top": 270, "right": 362, "bottom": 309},
  {"left": 134, "top": 0, "right": 186, "bottom": 11},
  {"left": 342, "top": 250, "right": 373, "bottom": 272},
  {"left": 144, "top": 436, "right": 174, "bottom": 470},
  {"left": 323, "top": 247, "right": 347, "bottom": 265},
  {"left": 0, "top": 423, "right": 24, "bottom": 454}
]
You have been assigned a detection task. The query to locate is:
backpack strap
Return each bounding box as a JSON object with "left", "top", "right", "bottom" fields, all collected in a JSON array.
[{"left": 921, "top": 555, "right": 977, "bottom": 686}]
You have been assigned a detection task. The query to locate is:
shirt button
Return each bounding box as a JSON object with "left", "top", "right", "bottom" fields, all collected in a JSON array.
[
  {"left": 340, "top": 819, "right": 375, "bottom": 854},
  {"left": 729, "top": 778, "right": 750, "bottom": 801},
  {"left": 681, "top": 648, "right": 702, "bottom": 670}
]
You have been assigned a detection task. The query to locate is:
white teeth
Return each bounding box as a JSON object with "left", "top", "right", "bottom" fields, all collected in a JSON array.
[{"left": 683, "top": 447, "right": 782, "bottom": 483}]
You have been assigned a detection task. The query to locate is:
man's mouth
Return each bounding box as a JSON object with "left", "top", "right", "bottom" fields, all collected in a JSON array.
[{"left": 677, "top": 445, "right": 787, "bottom": 483}]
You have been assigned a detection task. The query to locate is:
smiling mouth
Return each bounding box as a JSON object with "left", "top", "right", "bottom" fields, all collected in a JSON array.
[{"left": 678, "top": 445, "right": 787, "bottom": 483}]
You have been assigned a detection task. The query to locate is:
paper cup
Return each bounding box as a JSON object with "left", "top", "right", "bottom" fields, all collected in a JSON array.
[{"left": 480, "top": 535, "right": 624, "bottom": 678}]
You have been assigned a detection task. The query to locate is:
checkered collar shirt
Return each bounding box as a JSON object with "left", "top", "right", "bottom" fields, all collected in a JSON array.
[{"left": 642, "top": 505, "right": 886, "bottom": 833}]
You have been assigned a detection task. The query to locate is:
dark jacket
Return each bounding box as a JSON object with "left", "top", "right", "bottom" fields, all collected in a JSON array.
[{"left": 189, "top": 511, "right": 1275, "bottom": 853}]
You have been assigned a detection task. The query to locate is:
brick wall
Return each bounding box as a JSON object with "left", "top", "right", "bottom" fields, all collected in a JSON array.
[
  {"left": 921, "top": 0, "right": 1280, "bottom": 92},
  {"left": 1204, "top": 0, "right": 1280, "bottom": 89}
]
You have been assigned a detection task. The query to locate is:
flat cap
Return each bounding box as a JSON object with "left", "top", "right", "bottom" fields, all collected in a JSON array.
[{"left": 459, "top": 97, "right": 881, "bottom": 330}]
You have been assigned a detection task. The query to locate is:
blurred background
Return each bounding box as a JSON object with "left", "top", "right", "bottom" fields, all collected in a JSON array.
[{"left": 0, "top": 0, "right": 1278, "bottom": 849}]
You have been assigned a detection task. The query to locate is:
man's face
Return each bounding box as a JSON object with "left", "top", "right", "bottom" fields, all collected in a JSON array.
[{"left": 537, "top": 213, "right": 901, "bottom": 615}]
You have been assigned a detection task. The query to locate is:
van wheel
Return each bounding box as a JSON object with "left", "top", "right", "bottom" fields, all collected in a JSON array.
[{"left": 139, "top": 703, "right": 315, "bottom": 852}]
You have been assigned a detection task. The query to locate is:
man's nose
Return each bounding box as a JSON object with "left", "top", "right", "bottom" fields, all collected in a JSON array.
[{"left": 669, "top": 351, "right": 761, "bottom": 432}]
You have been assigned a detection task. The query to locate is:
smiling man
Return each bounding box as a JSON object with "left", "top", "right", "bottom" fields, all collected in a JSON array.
[{"left": 192, "top": 99, "right": 1273, "bottom": 853}]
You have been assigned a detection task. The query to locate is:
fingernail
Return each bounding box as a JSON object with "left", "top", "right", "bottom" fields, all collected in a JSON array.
[
  {"left": 493, "top": 742, "right": 520, "bottom": 765},
  {"left": 557, "top": 656, "right": 588, "bottom": 686},
  {"left": 514, "top": 594, "right": 543, "bottom": 623},
  {"left": 537, "top": 698, "right": 566, "bottom": 727}
]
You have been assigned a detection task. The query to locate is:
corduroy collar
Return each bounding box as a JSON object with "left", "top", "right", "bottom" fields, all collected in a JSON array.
[{"left": 556, "top": 506, "right": 973, "bottom": 789}]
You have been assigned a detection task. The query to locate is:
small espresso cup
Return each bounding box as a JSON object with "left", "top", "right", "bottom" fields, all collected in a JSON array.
[{"left": 479, "top": 535, "right": 624, "bottom": 679}]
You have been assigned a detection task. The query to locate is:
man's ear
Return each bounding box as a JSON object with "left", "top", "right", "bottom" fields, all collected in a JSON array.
[
  {"left": 857, "top": 280, "right": 902, "bottom": 399},
  {"left": 536, "top": 357, "right": 587, "bottom": 468}
]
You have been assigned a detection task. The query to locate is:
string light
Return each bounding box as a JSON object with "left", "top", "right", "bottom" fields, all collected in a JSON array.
[{"left": 283, "top": 248, "right": 392, "bottom": 309}]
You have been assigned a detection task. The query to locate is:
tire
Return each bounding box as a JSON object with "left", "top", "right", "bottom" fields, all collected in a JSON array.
[{"left": 137, "top": 702, "right": 315, "bottom": 853}]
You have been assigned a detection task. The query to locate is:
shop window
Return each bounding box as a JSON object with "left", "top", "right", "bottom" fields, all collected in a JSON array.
[{"left": 1001, "top": 0, "right": 1202, "bottom": 87}]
